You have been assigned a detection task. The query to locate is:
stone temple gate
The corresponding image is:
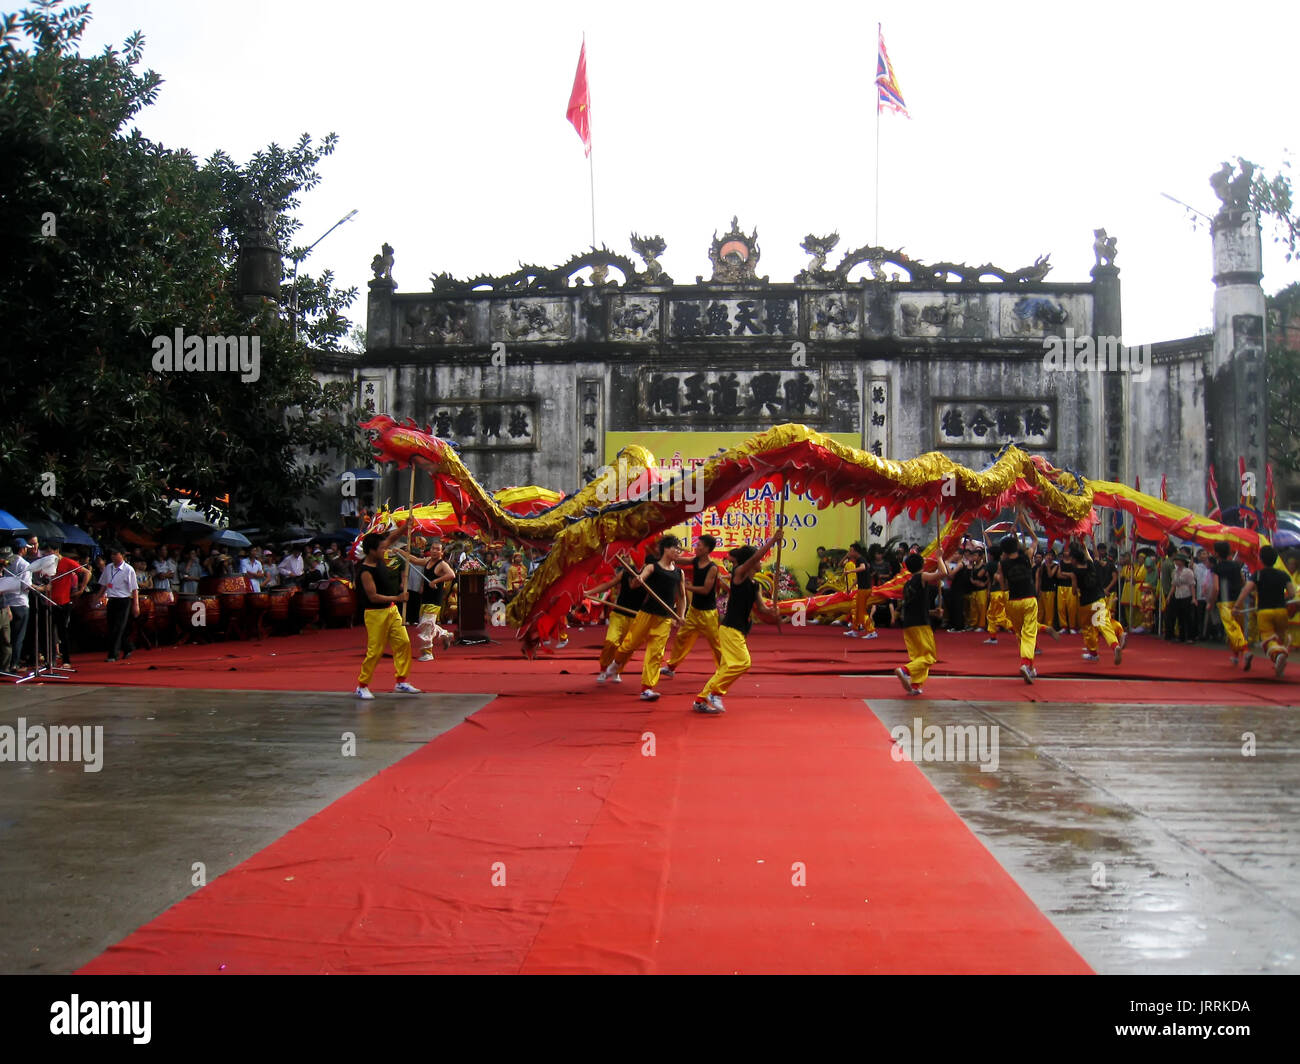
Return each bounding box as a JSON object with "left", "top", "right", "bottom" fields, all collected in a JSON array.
[{"left": 322, "top": 199, "right": 1263, "bottom": 540}]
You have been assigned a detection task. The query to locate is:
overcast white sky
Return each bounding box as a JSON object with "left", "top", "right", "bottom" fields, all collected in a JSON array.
[{"left": 77, "top": 0, "right": 1298, "bottom": 346}]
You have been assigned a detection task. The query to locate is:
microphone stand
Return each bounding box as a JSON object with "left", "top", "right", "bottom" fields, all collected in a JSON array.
[{"left": 12, "top": 582, "right": 68, "bottom": 684}]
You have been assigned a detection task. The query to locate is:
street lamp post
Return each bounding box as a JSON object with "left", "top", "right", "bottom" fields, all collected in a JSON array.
[{"left": 290, "top": 208, "right": 359, "bottom": 342}]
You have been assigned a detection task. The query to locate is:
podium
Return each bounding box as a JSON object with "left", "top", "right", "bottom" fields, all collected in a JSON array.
[{"left": 455, "top": 571, "right": 491, "bottom": 645}]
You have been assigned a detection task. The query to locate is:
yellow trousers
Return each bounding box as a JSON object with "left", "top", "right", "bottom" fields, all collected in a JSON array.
[
  {"left": 1037, "top": 590, "right": 1056, "bottom": 630},
  {"left": 853, "top": 590, "right": 876, "bottom": 632},
  {"left": 599, "top": 611, "right": 632, "bottom": 668},
  {"left": 667, "top": 606, "right": 722, "bottom": 668},
  {"left": 987, "top": 591, "right": 1014, "bottom": 633},
  {"left": 358, "top": 605, "right": 412, "bottom": 686},
  {"left": 614, "top": 611, "right": 674, "bottom": 689},
  {"left": 966, "top": 589, "right": 988, "bottom": 630},
  {"left": 1005, "top": 596, "right": 1039, "bottom": 663},
  {"left": 1056, "top": 586, "right": 1079, "bottom": 630},
  {"left": 1218, "top": 602, "right": 1247, "bottom": 652},
  {"left": 903, "top": 625, "right": 937, "bottom": 686},
  {"left": 1081, "top": 599, "right": 1124, "bottom": 651},
  {"left": 699, "top": 626, "right": 751, "bottom": 698},
  {"left": 1257, "top": 607, "right": 1291, "bottom": 657}
]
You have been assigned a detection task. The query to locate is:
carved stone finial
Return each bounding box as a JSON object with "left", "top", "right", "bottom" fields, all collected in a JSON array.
[
  {"left": 630, "top": 232, "right": 668, "bottom": 283},
  {"left": 704, "top": 216, "right": 764, "bottom": 284},
  {"left": 370, "top": 243, "right": 395, "bottom": 284},
  {"left": 797, "top": 232, "right": 840, "bottom": 282},
  {"left": 1210, "top": 159, "right": 1254, "bottom": 212},
  {"left": 1092, "top": 228, "right": 1117, "bottom": 268}
]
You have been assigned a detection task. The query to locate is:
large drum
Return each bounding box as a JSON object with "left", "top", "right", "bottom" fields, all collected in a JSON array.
[
  {"left": 267, "top": 588, "right": 294, "bottom": 624},
  {"left": 294, "top": 589, "right": 321, "bottom": 630},
  {"left": 147, "top": 590, "right": 176, "bottom": 638},
  {"left": 322, "top": 580, "right": 355, "bottom": 627},
  {"left": 73, "top": 593, "right": 108, "bottom": 645},
  {"left": 176, "top": 593, "right": 221, "bottom": 639}
]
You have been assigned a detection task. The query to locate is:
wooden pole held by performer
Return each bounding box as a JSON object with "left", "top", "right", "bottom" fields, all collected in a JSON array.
[
  {"left": 616, "top": 553, "right": 683, "bottom": 622},
  {"left": 772, "top": 482, "right": 786, "bottom": 631}
]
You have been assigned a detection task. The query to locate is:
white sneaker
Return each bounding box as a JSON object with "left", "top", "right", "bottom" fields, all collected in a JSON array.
[
  {"left": 1019, "top": 664, "right": 1034, "bottom": 684},
  {"left": 640, "top": 688, "right": 660, "bottom": 701},
  {"left": 556, "top": 638, "right": 569, "bottom": 649},
  {"left": 660, "top": 665, "right": 676, "bottom": 678},
  {"left": 417, "top": 651, "right": 434, "bottom": 662},
  {"left": 394, "top": 681, "right": 422, "bottom": 693},
  {"left": 355, "top": 685, "right": 374, "bottom": 700},
  {"left": 1113, "top": 643, "right": 1123, "bottom": 666},
  {"left": 845, "top": 629, "right": 860, "bottom": 638},
  {"left": 1275, "top": 650, "right": 1289, "bottom": 678},
  {"left": 1081, "top": 652, "right": 1099, "bottom": 662},
  {"left": 706, "top": 694, "right": 725, "bottom": 712},
  {"left": 895, "top": 666, "right": 913, "bottom": 694},
  {"left": 863, "top": 631, "right": 879, "bottom": 640}
]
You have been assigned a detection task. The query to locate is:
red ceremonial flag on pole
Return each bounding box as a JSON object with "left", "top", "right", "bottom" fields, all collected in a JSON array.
[
  {"left": 566, "top": 39, "right": 592, "bottom": 157},
  {"left": 876, "top": 27, "right": 909, "bottom": 117}
]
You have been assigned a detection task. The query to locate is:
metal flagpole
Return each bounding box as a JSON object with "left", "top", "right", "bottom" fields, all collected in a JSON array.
[
  {"left": 587, "top": 31, "right": 596, "bottom": 249},
  {"left": 874, "top": 21, "right": 881, "bottom": 248}
]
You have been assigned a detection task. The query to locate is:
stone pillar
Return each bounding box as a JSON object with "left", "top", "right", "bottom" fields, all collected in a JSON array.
[
  {"left": 235, "top": 193, "right": 282, "bottom": 312},
  {"left": 366, "top": 243, "right": 397, "bottom": 351},
  {"left": 1207, "top": 193, "right": 1267, "bottom": 513},
  {"left": 1092, "top": 255, "right": 1126, "bottom": 495}
]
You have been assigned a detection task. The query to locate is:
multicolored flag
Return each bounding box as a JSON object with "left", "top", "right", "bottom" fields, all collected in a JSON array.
[
  {"left": 876, "top": 26, "right": 909, "bottom": 117},
  {"left": 1206, "top": 464, "right": 1222, "bottom": 521},
  {"left": 566, "top": 39, "right": 591, "bottom": 156}
]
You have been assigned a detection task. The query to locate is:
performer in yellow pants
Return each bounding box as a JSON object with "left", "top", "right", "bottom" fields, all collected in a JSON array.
[
  {"left": 1232, "top": 546, "right": 1296, "bottom": 676},
  {"left": 986, "top": 591, "right": 1014, "bottom": 635},
  {"left": 894, "top": 552, "right": 950, "bottom": 695},
  {"left": 353, "top": 522, "right": 419, "bottom": 699},
  {"left": 1066, "top": 543, "right": 1125, "bottom": 664},
  {"left": 665, "top": 535, "right": 722, "bottom": 671},
  {"left": 1055, "top": 583, "right": 1079, "bottom": 632},
  {"left": 966, "top": 589, "right": 988, "bottom": 630},
  {"left": 600, "top": 535, "right": 686, "bottom": 700},
  {"left": 588, "top": 552, "right": 653, "bottom": 674},
  {"left": 996, "top": 534, "right": 1040, "bottom": 683},
  {"left": 1210, "top": 541, "right": 1249, "bottom": 664},
  {"left": 694, "top": 531, "right": 782, "bottom": 713}
]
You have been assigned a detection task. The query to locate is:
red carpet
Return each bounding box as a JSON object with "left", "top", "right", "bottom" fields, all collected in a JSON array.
[
  {"left": 69, "top": 622, "right": 1291, "bottom": 974},
  {"left": 64, "top": 622, "right": 1298, "bottom": 706}
]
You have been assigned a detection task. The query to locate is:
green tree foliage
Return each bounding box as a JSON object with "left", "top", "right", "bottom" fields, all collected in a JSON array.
[{"left": 0, "top": 0, "right": 364, "bottom": 535}]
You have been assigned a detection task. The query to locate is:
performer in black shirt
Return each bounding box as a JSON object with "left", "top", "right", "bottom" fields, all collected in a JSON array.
[
  {"left": 1067, "top": 542, "right": 1125, "bottom": 665},
  {"left": 663, "top": 535, "right": 722, "bottom": 676},
  {"left": 894, "top": 551, "right": 951, "bottom": 696},
  {"left": 997, "top": 534, "right": 1040, "bottom": 684},
  {"left": 1232, "top": 545, "right": 1297, "bottom": 677},
  {"left": 600, "top": 535, "right": 686, "bottom": 700},
  {"left": 1209, "top": 540, "right": 1250, "bottom": 666},
  {"left": 693, "top": 531, "right": 783, "bottom": 714},
  {"left": 354, "top": 522, "right": 421, "bottom": 700},
  {"left": 588, "top": 545, "right": 655, "bottom": 681}
]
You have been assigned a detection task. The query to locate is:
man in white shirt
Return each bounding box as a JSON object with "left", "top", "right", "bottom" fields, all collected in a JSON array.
[
  {"left": 97, "top": 547, "right": 140, "bottom": 662},
  {"left": 2, "top": 543, "right": 34, "bottom": 674},
  {"left": 152, "top": 546, "right": 177, "bottom": 592},
  {"left": 240, "top": 548, "right": 266, "bottom": 593},
  {"left": 278, "top": 547, "right": 305, "bottom": 588}
]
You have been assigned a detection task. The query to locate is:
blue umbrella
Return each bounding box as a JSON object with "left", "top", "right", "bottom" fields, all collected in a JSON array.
[
  {"left": 1271, "top": 529, "right": 1300, "bottom": 549},
  {"left": 55, "top": 522, "right": 98, "bottom": 547},
  {"left": 208, "top": 528, "right": 252, "bottom": 549},
  {"left": 0, "top": 509, "right": 29, "bottom": 533}
]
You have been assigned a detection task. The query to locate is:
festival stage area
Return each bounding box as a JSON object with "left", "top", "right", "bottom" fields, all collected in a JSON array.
[{"left": 2, "top": 623, "right": 1296, "bottom": 975}]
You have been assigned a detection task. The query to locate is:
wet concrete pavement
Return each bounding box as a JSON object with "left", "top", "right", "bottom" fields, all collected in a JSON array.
[
  {"left": 0, "top": 685, "right": 490, "bottom": 974},
  {"left": 868, "top": 699, "right": 1300, "bottom": 974}
]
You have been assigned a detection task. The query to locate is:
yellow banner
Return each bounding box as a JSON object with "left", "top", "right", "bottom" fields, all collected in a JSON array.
[{"left": 604, "top": 430, "right": 863, "bottom": 585}]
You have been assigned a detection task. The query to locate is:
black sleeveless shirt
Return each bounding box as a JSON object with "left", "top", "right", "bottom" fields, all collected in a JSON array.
[
  {"left": 901, "top": 573, "right": 929, "bottom": 628},
  {"left": 690, "top": 559, "right": 718, "bottom": 611},
  {"left": 1000, "top": 554, "right": 1036, "bottom": 600},
  {"left": 642, "top": 563, "right": 683, "bottom": 618},
  {"left": 723, "top": 577, "right": 760, "bottom": 634},
  {"left": 615, "top": 569, "right": 647, "bottom": 612},
  {"left": 361, "top": 561, "right": 399, "bottom": 610}
]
